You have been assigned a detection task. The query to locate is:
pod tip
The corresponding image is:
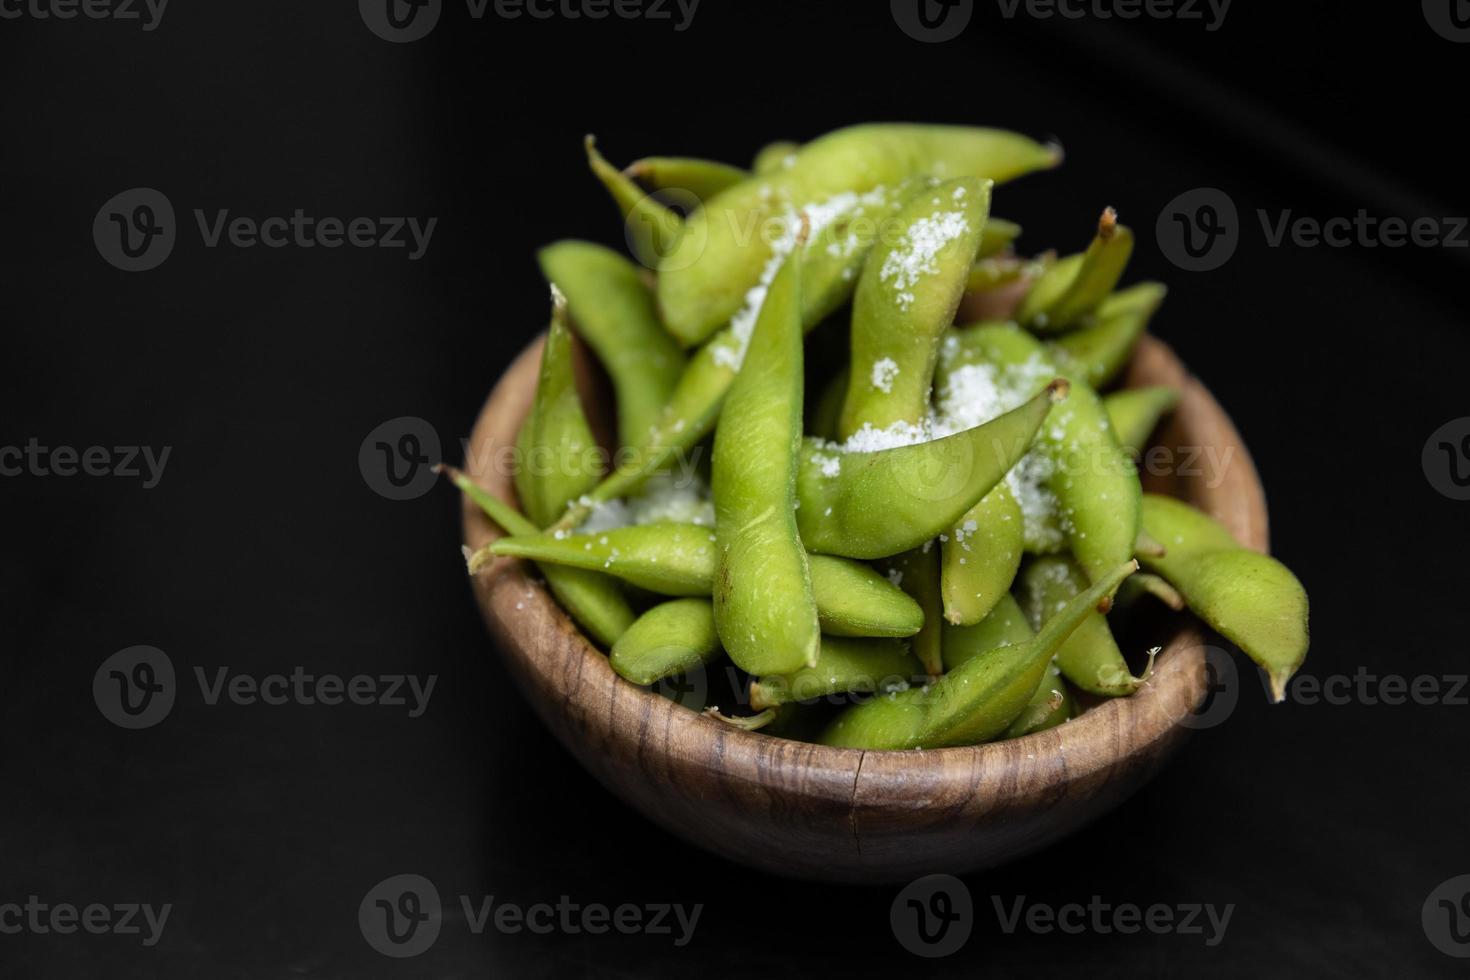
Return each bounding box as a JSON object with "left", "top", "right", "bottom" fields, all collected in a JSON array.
[
  {"left": 1046, "top": 378, "right": 1071, "bottom": 402},
  {"left": 1044, "top": 140, "right": 1065, "bottom": 167},
  {"left": 1098, "top": 207, "right": 1118, "bottom": 239},
  {"left": 549, "top": 281, "right": 567, "bottom": 311}
]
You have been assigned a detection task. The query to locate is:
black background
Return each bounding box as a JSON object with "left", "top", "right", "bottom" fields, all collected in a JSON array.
[{"left": 3, "top": 1, "right": 1468, "bottom": 976}]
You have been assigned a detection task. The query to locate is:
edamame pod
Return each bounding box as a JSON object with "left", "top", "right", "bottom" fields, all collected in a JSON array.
[
  {"left": 1003, "top": 662, "right": 1074, "bottom": 738},
  {"left": 976, "top": 217, "right": 1022, "bottom": 259},
  {"left": 749, "top": 637, "right": 922, "bottom": 710},
  {"left": 752, "top": 140, "right": 799, "bottom": 175},
  {"left": 1050, "top": 282, "right": 1167, "bottom": 389},
  {"left": 1103, "top": 385, "right": 1180, "bottom": 457},
  {"left": 941, "top": 592, "right": 1033, "bottom": 671},
  {"left": 1018, "top": 208, "right": 1134, "bottom": 333},
  {"left": 885, "top": 546, "right": 944, "bottom": 675},
  {"left": 796, "top": 380, "right": 1067, "bottom": 559},
  {"left": 1139, "top": 494, "right": 1309, "bottom": 701},
  {"left": 940, "top": 323, "right": 1140, "bottom": 584},
  {"left": 514, "top": 291, "right": 604, "bottom": 528},
  {"left": 538, "top": 241, "right": 686, "bottom": 448},
  {"left": 492, "top": 525, "right": 924, "bottom": 638},
  {"left": 946, "top": 587, "right": 1075, "bottom": 738},
  {"left": 610, "top": 598, "right": 720, "bottom": 685},
  {"left": 839, "top": 177, "right": 992, "bottom": 438},
  {"left": 443, "top": 466, "right": 635, "bottom": 648},
  {"left": 940, "top": 482, "right": 1024, "bottom": 626},
  {"left": 553, "top": 183, "right": 917, "bottom": 522},
  {"left": 585, "top": 136, "right": 681, "bottom": 270},
  {"left": 659, "top": 124, "right": 1061, "bottom": 347},
  {"left": 1019, "top": 555, "right": 1149, "bottom": 696},
  {"left": 820, "top": 560, "right": 1137, "bottom": 749},
  {"left": 712, "top": 248, "right": 821, "bottom": 674},
  {"left": 624, "top": 156, "right": 747, "bottom": 202}
]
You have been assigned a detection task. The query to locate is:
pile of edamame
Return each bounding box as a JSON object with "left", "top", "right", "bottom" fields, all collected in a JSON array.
[{"left": 448, "top": 124, "right": 1310, "bottom": 750}]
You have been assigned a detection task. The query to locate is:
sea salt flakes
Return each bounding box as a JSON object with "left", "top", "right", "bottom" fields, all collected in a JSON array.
[
  {"left": 878, "top": 205, "right": 970, "bottom": 312},
  {"left": 870, "top": 357, "right": 899, "bottom": 393}
]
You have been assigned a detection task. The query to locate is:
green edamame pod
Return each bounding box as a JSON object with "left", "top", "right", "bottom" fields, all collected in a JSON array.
[
  {"left": 752, "top": 140, "right": 800, "bottom": 175},
  {"left": 585, "top": 135, "right": 681, "bottom": 270},
  {"left": 940, "top": 323, "right": 1140, "bottom": 584},
  {"left": 659, "top": 124, "right": 1060, "bottom": 347},
  {"left": 976, "top": 217, "right": 1021, "bottom": 259},
  {"left": 1103, "top": 385, "right": 1180, "bottom": 457},
  {"left": 810, "top": 555, "right": 925, "bottom": 638},
  {"left": 1018, "top": 208, "right": 1134, "bottom": 333},
  {"left": 493, "top": 523, "right": 716, "bottom": 596},
  {"left": 820, "top": 560, "right": 1137, "bottom": 749},
  {"left": 553, "top": 183, "right": 917, "bottom": 523},
  {"left": 1003, "top": 662, "right": 1074, "bottom": 738},
  {"left": 610, "top": 598, "right": 720, "bottom": 686},
  {"left": 946, "top": 595, "right": 1070, "bottom": 737},
  {"left": 1114, "top": 572, "right": 1186, "bottom": 614},
  {"left": 538, "top": 241, "right": 686, "bottom": 449},
  {"left": 941, "top": 592, "right": 1033, "bottom": 671},
  {"left": 749, "top": 637, "right": 921, "bottom": 710},
  {"left": 839, "top": 177, "right": 992, "bottom": 438},
  {"left": 624, "top": 156, "right": 747, "bottom": 203},
  {"left": 940, "top": 482, "right": 1024, "bottom": 626},
  {"left": 885, "top": 546, "right": 944, "bottom": 675},
  {"left": 797, "top": 380, "right": 1067, "bottom": 560},
  {"left": 443, "top": 467, "right": 635, "bottom": 648},
  {"left": 1050, "top": 282, "right": 1167, "bottom": 389},
  {"left": 711, "top": 250, "right": 822, "bottom": 674},
  {"left": 514, "top": 292, "right": 604, "bottom": 528},
  {"left": 1019, "top": 555, "right": 1149, "bottom": 696},
  {"left": 492, "top": 525, "right": 923, "bottom": 638},
  {"left": 1139, "top": 494, "right": 1309, "bottom": 701}
]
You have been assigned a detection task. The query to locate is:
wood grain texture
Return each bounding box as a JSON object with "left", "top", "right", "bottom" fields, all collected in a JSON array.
[{"left": 459, "top": 335, "right": 1266, "bottom": 882}]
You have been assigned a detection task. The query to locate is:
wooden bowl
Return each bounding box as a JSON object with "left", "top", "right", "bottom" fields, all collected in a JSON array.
[{"left": 458, "top": 335, "right": 1267, "bottom": 883}]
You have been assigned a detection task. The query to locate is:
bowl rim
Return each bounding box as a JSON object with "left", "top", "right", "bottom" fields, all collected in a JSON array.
[{"left": 457, "top": 334, "right": 1266, "bottom": 823}]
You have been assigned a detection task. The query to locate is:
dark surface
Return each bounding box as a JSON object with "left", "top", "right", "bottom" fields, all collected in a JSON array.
[{"left": 2, "top": 1, "right": 1466, "bottom": 976}]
